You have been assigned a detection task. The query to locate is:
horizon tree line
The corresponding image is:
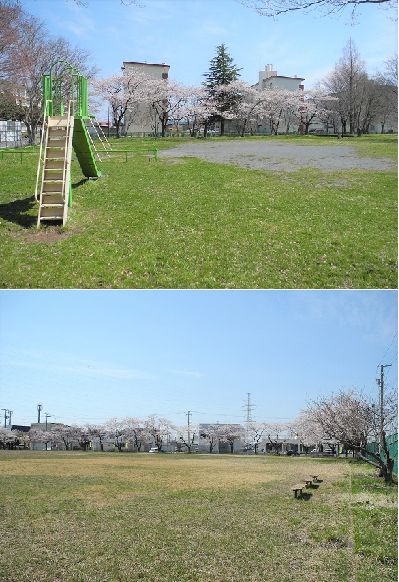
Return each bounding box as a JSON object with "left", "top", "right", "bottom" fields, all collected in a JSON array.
[
  {"left": 2, "top": 386, "right": 397, "bottom": 481},
  {"left": 0, "top": 0, "right": 397, "bottom": 140}
]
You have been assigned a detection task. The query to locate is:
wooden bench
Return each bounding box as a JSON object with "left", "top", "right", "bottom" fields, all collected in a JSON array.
[
  {"left": 292, "top": 484, "right": 304, "bottom": 498},
  {"left": 303, "top": 479, "right": 313, "bottom": 488},
  {"left": 310, "top": 474, "right": 319, "bottom": 482}
]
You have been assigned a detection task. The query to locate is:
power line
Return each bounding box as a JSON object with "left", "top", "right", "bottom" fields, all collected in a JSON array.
[{"left": 376, "top": 331, "right": 398, "bottom": 372}]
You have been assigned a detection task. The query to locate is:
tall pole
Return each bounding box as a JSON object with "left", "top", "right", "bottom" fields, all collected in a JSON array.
[
  {"left": 379, "top": 364, "right": 391, "bottom": 451},
  {"left": 186, "top": 411, "right": 192, "bottom": 447},
  {"left": 37, "top": 404, "right": 43, "bottom": 423},
  {"left": 1, "top": 409, "right": 8, "bottom": 428}
]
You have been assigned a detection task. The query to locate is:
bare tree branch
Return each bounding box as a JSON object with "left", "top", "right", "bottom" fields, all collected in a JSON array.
[{"left": 237, "top": 0, "right": 397, "bottom": 19}]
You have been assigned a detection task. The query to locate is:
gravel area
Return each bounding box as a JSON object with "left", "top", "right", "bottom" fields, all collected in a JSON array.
[{"left": 159, "top": 140, "right": 394, "bottom": 172}]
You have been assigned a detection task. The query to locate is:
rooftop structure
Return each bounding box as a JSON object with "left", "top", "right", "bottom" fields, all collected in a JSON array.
[{"left": 257, "top": 63, "right": 305, "bottom": 92}]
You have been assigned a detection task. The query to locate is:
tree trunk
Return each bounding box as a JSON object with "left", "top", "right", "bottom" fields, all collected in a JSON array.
[{"left": 220, "top": 118, "right": 225, "bottom": 136}]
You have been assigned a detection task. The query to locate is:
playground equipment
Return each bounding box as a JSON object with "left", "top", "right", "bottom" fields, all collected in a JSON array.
[{"left": 35, "top": 60, "right": 105, "bottom": 227}]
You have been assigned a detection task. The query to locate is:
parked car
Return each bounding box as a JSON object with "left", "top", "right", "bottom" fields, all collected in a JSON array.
[
  {"left": 286, "top": 450, "right": 300, "bottom": 456},
  {"left": 149, "top": 447, "right": 159, "bottom": 453}
]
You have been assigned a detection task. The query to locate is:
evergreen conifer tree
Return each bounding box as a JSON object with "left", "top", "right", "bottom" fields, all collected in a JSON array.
[{"left": 203, "top": 44, "right": 242, "bottom": 135}]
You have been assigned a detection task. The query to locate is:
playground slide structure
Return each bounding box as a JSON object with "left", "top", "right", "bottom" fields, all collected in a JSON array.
[{"left": 35, "top": 60, "right": 105, "bottom": 227}]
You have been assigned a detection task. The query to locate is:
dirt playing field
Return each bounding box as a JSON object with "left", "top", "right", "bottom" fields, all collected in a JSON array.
[{"left": 159, "top": 140, "right": 394, "bottom": 172}]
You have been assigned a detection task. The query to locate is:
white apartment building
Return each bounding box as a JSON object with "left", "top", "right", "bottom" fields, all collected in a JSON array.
[
  {"left": 122, "top": 61, "right": 170, "bottom": 136},
  {"left": 253, "top": 64, "right": 306, "bottom": 134},
  {"left": 257, "top": 63, "right": 305, "bottom": 92}
]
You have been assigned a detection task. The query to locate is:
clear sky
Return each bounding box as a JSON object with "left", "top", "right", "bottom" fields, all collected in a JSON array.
[
  {"left": 0, "top": 290, "right": 397, "bottom": 429},
  {"left": 21, "top": 0, "right": 397, "bottom": 118}
]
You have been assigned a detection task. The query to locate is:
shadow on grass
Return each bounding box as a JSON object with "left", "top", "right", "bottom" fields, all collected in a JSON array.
[
  {"left": 300, "top": 492, "right": 313, "bottom": 501},
  {"left": 72, "top": 178, "right": 89, "bottom": 189},
  {"left": 0, "top": 195, "right": 36, "bottom": 228}
]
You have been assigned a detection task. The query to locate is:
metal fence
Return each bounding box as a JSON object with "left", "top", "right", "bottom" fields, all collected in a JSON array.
[
  {"left": 364, "top": 433, "right": 398, "bottom": 475},
  {"left": 0, "top": 120, "right": 23, "bottom": 149}
]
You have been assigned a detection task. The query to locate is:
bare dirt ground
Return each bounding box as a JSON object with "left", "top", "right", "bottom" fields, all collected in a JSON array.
[{"left": 159, "top": 140, "right": 394, "bottom": 172}]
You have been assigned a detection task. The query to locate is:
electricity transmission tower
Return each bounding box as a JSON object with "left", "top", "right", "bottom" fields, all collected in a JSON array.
[{"left": 244, "top": 392, "right": 256, "bottom": 423}]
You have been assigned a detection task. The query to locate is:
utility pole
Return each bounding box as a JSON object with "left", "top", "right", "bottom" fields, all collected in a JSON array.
[
  {"left": 8, "top": 410, "right": 12, "bottom": 427},
  {"left": 376, "top": 364, "right": 391, "bottom": 453},
  {"left": 37, "top": 404, "right": 43, "bottom": 424},
  {"left": 45, "top": 413, "right": 51, "bottom": 431},
  {"left": 185, "top": 411, "right": 192, "bottom": 450},
  {"left": 1, "top": 409, "right": 8, "bottom": 428}
]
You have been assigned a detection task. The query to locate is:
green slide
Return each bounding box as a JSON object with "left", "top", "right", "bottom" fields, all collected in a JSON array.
[{"left": 73, "top": 117, "right": 102, "bottom": 178}]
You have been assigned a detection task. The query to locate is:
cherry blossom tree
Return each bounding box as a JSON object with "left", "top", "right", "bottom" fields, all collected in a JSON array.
[
  {"left": 245, "top": 421, "right": 267, "bottom": 453},
  {"left": 92, "top": 69, "right": 152, "bottom": 138},
  {"left": 219, "top": 424, "right": 245, "bottom": 454},
  {"left": 259, "top": 87, "right": 297, "bottom": 135},
  {"left": 0, "top": 427, "right": 19, "bottom": 449},
  {"left": 293, "top": 89, "right": 337, "bottom": 134},
  {"left": 48, "top": 424, "right": 79, "bottom": 450},
  {"left": 214, "top": 81, "right": 262, "bottom": 136},
  {"left": 144, "top": 415, "right": 175, "bottom": 451},
  {"left": 144, "top": 78, "right": 191, "bottom": 137},
  {"left": 264, "top": 422, "right": 289, "bottom": 454},
  {"left": 104, "top": 417, "right": 130, "bottom": 451},
  {"left": 175, "top": 423, "right": 199, "bottom": 453},
  {"left": 123, "top": 417, "right": 148, "bottom": 451},
  {"left": 178, "top": 86, "right": 213, "bottom": 136},
  {"left": 28, "top": 428, "right": 54, "bottom": 449},
  {"left": 199, "top": 424, "right": 223, "bottom": 453},
  {"left": 303, "top": 388, "right": 398, "bottom": 482}
]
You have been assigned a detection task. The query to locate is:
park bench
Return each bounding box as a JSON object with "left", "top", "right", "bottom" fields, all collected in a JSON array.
[
  {"left": 310, "top": 474, "right": 319, "bottom": 482},
  {"left": 303, "top": 479, "right": 313, "bottom": 488},
  {"left": 292, "top": 484, "right": 304, "bottom": 498}
]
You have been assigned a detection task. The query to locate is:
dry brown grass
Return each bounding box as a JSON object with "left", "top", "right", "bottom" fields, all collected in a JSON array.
[{"left": 0, "top": 451, "right": 396, "bottom": 582}]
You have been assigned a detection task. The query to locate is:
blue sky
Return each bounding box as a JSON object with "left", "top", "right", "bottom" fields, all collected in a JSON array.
[
  {"left": 22, "top": 0, "right": 397, "bottom": 118},
  {"left": 0, "top": 290, "right": 397, "bottom": 428}
]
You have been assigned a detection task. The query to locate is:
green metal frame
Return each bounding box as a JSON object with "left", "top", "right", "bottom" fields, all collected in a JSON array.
[
  {"left": 43, "top": 60, "right": 89, "bottom": 118},
  {"left": 42, "top": 60, "right": 101, "bottom": 182}
]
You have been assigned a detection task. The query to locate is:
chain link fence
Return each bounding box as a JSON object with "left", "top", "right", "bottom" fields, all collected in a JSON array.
[{"left": 0, "top": 120, "right": 23, "bottom": 149}]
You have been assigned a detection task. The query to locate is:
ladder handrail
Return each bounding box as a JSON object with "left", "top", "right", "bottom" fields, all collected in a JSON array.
[
  {"left": 88, "top": 118, "right": 112, "bottom": 157},
  {"left": 85, "top": 118, "right": 103, "bottom": 162},
  {"left": 62, "top": 100, "right": 73, "bottom": 203},
  {"left": 35, "top": 100, "right": 52, "bottom": 201}
]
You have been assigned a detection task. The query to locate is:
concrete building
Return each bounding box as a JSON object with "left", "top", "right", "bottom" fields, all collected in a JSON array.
[
  {"left": 122, "top": 61, "right": 170, "bottom": 136},
  {"left": 257, "top": 63, "right": 305, "bottom": 92}
]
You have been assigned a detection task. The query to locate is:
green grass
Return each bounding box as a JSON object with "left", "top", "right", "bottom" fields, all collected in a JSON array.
[
  {"left": 0, "top": 452, "right": 396, "bottom": 582},
  {"left": 0, "top": 135, "right": 397, "bottom": 288}
]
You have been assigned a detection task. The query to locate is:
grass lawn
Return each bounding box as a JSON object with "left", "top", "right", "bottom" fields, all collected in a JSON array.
[
  {"left": 0, "top": 451, "right": 397, "bottom": 582},
  {"left": 0, "top": 135, "right": 397, "bottom": 289}
]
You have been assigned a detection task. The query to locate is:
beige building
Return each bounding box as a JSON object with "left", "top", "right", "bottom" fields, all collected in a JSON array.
[
  {"left": 257, "top": 63, "right": 305, "bottom": 92},
  {"left": 122, "top": 61, "right": 170, "bottom": 135}
]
